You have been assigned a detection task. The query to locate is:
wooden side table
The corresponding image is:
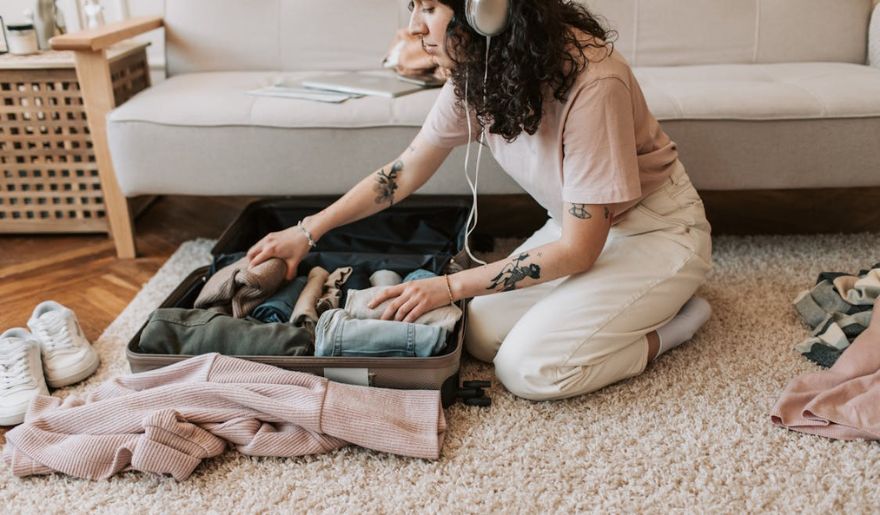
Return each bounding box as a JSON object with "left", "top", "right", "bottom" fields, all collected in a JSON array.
[{"left": 0, "top": 42, "right": 150, "bottom": 233}]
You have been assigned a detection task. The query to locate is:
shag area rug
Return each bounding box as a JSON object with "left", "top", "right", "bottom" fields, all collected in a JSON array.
[{"left": 2, "top": 233, "right": 880, "bottom": 513}]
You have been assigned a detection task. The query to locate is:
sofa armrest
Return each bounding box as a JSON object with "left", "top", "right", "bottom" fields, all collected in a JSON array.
[
  {"left": 871, "top": 3, "right": 880, "bottom": 68},
  {"left": 50, "top": 16, "right": 163, "bottom": 52}
]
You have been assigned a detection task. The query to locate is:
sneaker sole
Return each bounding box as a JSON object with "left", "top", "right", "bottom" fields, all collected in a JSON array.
[
  {"left": 0, "top": 408, "right": 27, "bottom": 426},
  {"left": 0, "top": 393, "right": 42, "bottom": 426},
  {"left": 46, "top": 349, "right": 100, "bottom": 388}
]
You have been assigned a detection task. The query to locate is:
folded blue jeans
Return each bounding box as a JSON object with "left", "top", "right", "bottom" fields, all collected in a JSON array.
[
  {"left": 315, "top": 308, "right": 448, "bottom": 357},
  {"left": 250, "top": 276, "right": 308, "bottom": 323}
]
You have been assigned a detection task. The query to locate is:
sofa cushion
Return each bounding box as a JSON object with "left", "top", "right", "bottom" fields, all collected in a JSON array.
[
  {"left": 634, "top": 62, "right": 880, "bottom": 120},
  {"left": 112, "top": 64, "right": 880, "bottom": 129},
  {"left": 107, "top": 63, "right": 880, "bottom": 196},
  {"left": 583, "top": 0, "right": 874, "bottom": 66}
]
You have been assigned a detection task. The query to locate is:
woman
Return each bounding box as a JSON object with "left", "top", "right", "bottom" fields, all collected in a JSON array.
[{"left": 247, "top": 0, "right": 713, "bottom": 401}]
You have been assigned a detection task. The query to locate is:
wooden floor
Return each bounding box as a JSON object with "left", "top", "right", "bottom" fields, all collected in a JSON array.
[
  {"left": 2, "top": 190, "right": 878, "bottom": 341},
  {"left": 0, "top": 196, "right": 257, "bottom": 340}
]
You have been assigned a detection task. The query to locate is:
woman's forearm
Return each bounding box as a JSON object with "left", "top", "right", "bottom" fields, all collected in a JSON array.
[
  {"left": 448, "top": 240, "right": 597, "bottom": 301},
  {"left": 302, "top": 159, "right": 409, "bottom": 242},
  {"left": 300, "top": 138, "right": 451, "bottom": 243}
]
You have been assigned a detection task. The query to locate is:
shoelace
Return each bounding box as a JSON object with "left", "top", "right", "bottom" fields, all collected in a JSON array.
[
  {"left": 0, "top": 349, "right": 32, "bottom": 390},
  {"left": 32, "top": 313, "right": 80, "bottom": 359}
]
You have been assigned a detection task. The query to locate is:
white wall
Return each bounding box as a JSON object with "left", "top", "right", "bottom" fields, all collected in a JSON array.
[{"left": 1, "top": 0, "right": 165, "bottom": 69}]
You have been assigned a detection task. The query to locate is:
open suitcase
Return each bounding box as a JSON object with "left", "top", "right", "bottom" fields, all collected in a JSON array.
[{"left": 126, "top": 196, "right": 491, "bottom": 407}]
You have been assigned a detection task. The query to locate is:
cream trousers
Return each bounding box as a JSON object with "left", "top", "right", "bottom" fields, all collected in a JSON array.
[{"left": 465, "top": 160, "right": 713, "bottom": 401}]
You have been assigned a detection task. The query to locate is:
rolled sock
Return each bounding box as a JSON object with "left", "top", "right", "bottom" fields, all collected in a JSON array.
[{"left": 655, "top": 296, "right": 712, "bottom": 357}]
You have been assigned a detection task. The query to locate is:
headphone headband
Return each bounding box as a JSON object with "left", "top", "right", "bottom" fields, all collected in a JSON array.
[{"left": 464, "top": 0, "right": 510, "bottom": 37}]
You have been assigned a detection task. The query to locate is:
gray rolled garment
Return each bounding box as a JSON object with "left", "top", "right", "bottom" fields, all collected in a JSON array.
[{"left": 315, "top": 309, "right": 448, "bottom": 357}]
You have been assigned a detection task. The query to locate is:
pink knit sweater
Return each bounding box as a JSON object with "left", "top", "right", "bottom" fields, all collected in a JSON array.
[{"left": 3, "top": 354, "right": 446, "bottom": 480}]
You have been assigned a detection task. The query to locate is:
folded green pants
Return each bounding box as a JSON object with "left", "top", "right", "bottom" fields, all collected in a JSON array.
[{"left": 139, "top": 308, "right": 312, "bottom": 356}]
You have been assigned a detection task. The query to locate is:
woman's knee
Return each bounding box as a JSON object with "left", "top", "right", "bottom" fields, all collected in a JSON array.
[
  {"left": 463, "top": 297, "right": 504, "bottom": 363},
  {"left": 493, "top": 332, "right": 650, "bottom": 401}
]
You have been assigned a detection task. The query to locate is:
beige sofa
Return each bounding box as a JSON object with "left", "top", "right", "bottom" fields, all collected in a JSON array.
[{"left": 52, "top": 0, "right": 880, "bottom": 258}]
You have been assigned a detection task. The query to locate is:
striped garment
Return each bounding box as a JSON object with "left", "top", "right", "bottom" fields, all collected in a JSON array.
[{"left": 3, "top": 354, "right": 446, "bottom": 480}]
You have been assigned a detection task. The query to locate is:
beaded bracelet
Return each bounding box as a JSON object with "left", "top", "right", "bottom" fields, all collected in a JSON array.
[{"left": 297, "top": 220, "right": 317, "bottom": 248}]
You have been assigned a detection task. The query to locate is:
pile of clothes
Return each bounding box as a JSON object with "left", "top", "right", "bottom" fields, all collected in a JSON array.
[
  {"left": 791, "top": 263, "right": 878, "bottom": 367},
  {"left": 3, "top": 353, "right": 446, "bottom": 480},
  {"left": 770, "top": 263, "right": 880, "bottom": 440},
  {"left": 137, "top": 254, "right": 462, "bottom": 359}
]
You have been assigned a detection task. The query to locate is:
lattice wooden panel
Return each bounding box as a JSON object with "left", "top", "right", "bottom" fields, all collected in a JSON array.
[{"left": 0, "top": 50, "right": 149, "bottom": 233}]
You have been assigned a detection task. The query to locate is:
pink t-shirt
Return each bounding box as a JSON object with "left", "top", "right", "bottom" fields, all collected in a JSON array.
[{"left": 420, "top": 39, "right": 678, "bottom": 223}]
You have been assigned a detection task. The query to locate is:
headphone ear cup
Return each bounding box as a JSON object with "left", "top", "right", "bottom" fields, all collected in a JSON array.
[{"left": 465, "top": 0, "right": 510, "bottom": 37}]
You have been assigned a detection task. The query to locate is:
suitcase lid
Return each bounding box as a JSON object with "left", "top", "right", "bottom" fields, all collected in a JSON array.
[{"left": 212, "top": 196, "right": 473, "bottom": 257}]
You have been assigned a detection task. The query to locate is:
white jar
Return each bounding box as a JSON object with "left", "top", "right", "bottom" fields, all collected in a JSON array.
[{"left": 7, "top": 23, "right": 40, "bottom": 55}]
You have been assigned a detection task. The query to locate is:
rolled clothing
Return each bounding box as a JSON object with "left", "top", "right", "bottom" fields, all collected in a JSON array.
[
  {"left": 290, "top": 266, "right": 330, "bottom": 334},
  {"left": 315, "top": 308, "right": 448, "bottom": 357},
  {"left": 340, "top": 265, "right": 372, "bottom": 307},
  {"left": 770, "top": 298, "right": 880, "bottom": 440},
  {"left": 316, "top": 267, "right": 353, "bottom": 315},
  {"left": 3, "top": 353, "right": 446, "bottom": 480},
  {"left": 210, "top": 252, "right": 247, "bottom": 276},
  {"left": 139, "top": 308, "right": 311, "bottom": 356},
  {"left": 250, "top": 276, "right": 308, "bottom": 324},
  {"left": 345, "top": 285, "right": 462, "bottom": 333},
  {"left": 403, "top": 269, "right": 437, "bottom": 282},
  {"left": 194, "top": 256, "right": 287, "bottom": 318},
  {"left": 370, "top": 270, "right": 403, "bottom": 287}
]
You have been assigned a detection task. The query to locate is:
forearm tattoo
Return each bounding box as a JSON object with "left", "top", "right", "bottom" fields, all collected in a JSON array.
[
  {"left": 374, "top": 160, "right": 403, "bottom": 207},
  {"left": 569, "top": 203, "right": 591, "bottom": 219},
  {"left": 487, "top": 252, "right": 542, "bottom": 292}
]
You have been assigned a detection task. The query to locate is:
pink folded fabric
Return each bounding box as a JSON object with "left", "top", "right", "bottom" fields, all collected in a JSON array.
[
  {"left": 3, "top": 354, "right": 446, "bottom": 480},
  {"left": 770, "top": 298, "right": 880, "bottom": 440}
]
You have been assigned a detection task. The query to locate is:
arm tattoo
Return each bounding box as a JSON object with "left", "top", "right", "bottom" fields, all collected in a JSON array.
[
  {"left": 569, "top": 203, "right": 591, "bottom": 219},
  {"left": 486, "top": 252, "right": 542, "bottom": 292},
  {"left": 374, "top": 160, "right": 403, "bottom": 207},
  {"left": 604, "top": 206, "right": 611, "bottom": 220}
]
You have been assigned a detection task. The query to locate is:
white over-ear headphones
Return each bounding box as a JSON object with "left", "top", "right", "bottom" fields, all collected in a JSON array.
[{"left": 464, "top": 0, "right": 511, "bottom": 37}]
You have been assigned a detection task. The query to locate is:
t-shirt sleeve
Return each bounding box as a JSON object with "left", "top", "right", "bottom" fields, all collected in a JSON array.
[
  {"left": 419, "top": 81, "right": 478, "bottom": 149},
  {"left": 561, "top": 77, "right": 642, "bottom": 205}
]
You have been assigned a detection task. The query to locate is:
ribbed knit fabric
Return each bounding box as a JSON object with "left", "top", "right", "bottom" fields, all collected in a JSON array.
[{"left": 2, "top": 354, "right": 446, "bottom": 480}]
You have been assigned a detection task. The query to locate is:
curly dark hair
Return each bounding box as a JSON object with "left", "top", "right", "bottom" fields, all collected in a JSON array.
[{"left": 436, "top": 0, "right": 616, "bottom": 142}]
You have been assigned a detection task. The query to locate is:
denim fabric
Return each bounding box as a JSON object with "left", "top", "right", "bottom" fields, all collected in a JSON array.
[
  {"left": 314, "top": 309, "right": 448, "bottom": 357},
  {"left": 344, "top": 286, "right": 461, "bottom": 333},
  {"left": 250, "top": 276, "right": 308, "bottom": 324},
  {"left": 402, "top": 269, "right": 437, "bottom": 283},
  {"left": 140, "top": 308, "right": 312, "bottom": 356}
]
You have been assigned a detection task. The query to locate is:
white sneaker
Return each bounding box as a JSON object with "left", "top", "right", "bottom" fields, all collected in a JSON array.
[
  {"left": 28, "top": 301, "right": 100, "bottom": 388},
  {"left": 0, "top": 328, "right": 49, "bottom": 426}
]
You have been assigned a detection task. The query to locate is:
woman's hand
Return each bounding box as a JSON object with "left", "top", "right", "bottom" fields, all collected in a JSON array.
[
  {"left": 367, "top": 276, "right": 452, "bottom": 323},
  {"left": 246, "top": 225, "right": 313, "bottom": 280}
]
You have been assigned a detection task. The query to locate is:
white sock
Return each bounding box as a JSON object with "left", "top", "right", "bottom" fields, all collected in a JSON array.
[{"left": 655, "top": 296, "right": 712, "bottom": 358}]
